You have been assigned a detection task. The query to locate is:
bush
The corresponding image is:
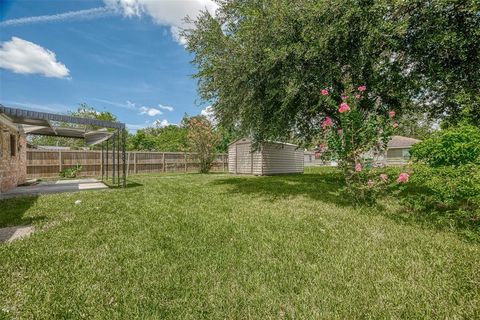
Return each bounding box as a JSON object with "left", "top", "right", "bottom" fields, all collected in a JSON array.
[
  {"left": 410, "top": 125, "right": 480, "bottom": 167},
  {"left": 398, "top": 164, "right": 480, "bottom": 240},
  {"left": 405, "top": 164, "right": 480, "bottom": 212},
  {"left": 187, "top": 117, "right": 219, "bottom": 173},
  {"left": 59, "top": 164, "right": 82, "bottom": 179}
]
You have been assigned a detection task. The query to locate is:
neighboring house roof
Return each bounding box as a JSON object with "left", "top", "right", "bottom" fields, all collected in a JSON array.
[{"left": 387, "top": 135, "right": 421, "bottom": 149}]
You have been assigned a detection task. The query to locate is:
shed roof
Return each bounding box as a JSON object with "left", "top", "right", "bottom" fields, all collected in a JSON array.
[
  {"left": 387, "top": 135, "right": 421, "bottom": 149},
  {"left": 228, "top": 137, "right": 299, "bottom": 148}
]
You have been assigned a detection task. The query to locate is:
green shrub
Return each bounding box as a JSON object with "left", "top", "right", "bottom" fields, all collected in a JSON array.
[
  {"left": 410, "top": 125, "right": 480, "bottom": 167},
  {"left": 406, "top": 164, "right": 480, "bottom": 212},
  {"left": 399, "top": 164, "right": 480, "bottom": 239},
  {"left": 59, "top": 164, "right": 83, "bottom": 179}
]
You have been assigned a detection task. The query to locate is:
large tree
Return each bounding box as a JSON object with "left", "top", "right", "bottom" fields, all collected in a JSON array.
[
  {"left": 184, "top": 0, "right": 479, "bottom": 144},
  {"left": 128, "top": 125, "right": 188, "bottom": 152}
]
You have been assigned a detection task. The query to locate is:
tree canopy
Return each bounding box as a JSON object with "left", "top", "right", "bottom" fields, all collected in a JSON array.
[
  {"left": 128, "top": 125, "right": 188, "bottom": 152},
  {"left": 184, "top": 0, "right": 480, "bottom": 145}
]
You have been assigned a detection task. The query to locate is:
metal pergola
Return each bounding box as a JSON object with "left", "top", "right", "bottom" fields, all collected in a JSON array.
[{"left": 0, "top": 105, "right": 127, "bottom": 188}]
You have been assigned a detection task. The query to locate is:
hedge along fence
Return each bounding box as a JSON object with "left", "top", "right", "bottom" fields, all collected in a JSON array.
[{"left": 26, "top": 149, "right": 229, "bottom": 179}]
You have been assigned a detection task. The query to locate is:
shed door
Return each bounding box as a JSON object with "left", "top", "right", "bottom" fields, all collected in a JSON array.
[{"left": 236, "top": 143, "right": 252, "bottom": 174}]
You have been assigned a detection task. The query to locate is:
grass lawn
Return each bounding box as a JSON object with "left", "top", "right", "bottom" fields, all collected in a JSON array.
[{"left": 1, "top": 168, "right": 479, "bottom": 319}]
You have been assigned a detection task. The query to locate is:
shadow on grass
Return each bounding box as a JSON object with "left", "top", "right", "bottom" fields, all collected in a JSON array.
[
  {"left": 0, "top": 196, "right": 45, "bottom": 228},
  {"left": 213, "top": 171, "right": 353, "bottom": 207},
  {"left": 103, "top": 180, "right": 144, "bottom": 189},
  {"left": 215, "top": 169, "right": 479, "bottom": 242}
]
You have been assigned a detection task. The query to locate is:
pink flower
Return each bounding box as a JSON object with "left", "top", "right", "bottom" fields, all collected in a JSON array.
[
  {"left": 355, "top": 163, "right": 362, "bottom": 172},
  {"left": 389, "top": 111, "right": 396, "bottom": 118},
  {"left": 338, "top": 102, "right": 350, "bottom": 113},
  {"left": 321, "top": 116, "right": 334, "bottom": 130},
  {"left": 367, "top": 179, "right": 374, "bottom": 187},
  {"left": 355, "top": 94, "right": 361, "bottom": 99},
  {"left": 397, "top": 172, "right": 410, "bottom": 183},
  {"left": 321, "top": 89, "right": 329, "bottom": 96},
  {"left": 342, "top": 95, "right": 348, "bottom": 101},
  {"left": 393, "top": 122, "right": 399, "bottom": 128},
  {"left": 358, "top": 85, "right": 367, "bottom": 92},
  {"left": 380, "top": 174, "right": 388, "bottom": 182}
]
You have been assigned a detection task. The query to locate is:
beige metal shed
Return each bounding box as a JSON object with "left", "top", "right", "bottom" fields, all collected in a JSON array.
[{"left": 228, "top": 138, "right": 304, "bottom": 175}]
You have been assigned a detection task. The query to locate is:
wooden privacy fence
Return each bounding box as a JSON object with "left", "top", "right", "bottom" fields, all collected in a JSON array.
[{"left": 26, "top": 149, "right": 228, "bottom": 179}]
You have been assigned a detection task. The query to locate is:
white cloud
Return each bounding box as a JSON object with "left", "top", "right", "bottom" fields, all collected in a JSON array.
[
  {"left": 140, "top": 106, "right": 162, "bottom": 116},
  {"left": 0, "top": 7, "right": 115, "bottom": 27},
  {"left": 201, "top": 105, "right": 216, "bottom": 124},
  {"left": 153, "top": 119, "right": 171, "bottom": 128},
  {"left": 92, "top": 98, "right": 137, "bottom": 109},
  {"left": 0, "top": 37, "right": 70, "bottom": 78},
  {"left": 158, "top": 104, "right": 174, "bottom": 111},
  {"left": 103, "top": 0, "right": 218, "bottom": 45},
  {"left": 126, "top": 100, "right": 136, "bottom": 109}
]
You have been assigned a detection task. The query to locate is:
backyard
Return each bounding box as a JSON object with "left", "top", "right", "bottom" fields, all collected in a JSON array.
[{"left": 1, "top": 167, "right": 479, "bottom": 319}]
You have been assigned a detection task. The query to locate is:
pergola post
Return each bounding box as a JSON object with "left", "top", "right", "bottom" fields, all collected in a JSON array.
[
  {"left": 122, "top": 128, "right": 126, "bottom": 188},
  {"left": 101, "top": 143, "right": 104, "bottom": 181},
  {"left": 117, "top": 129, "right": 120, "bottom": 186},
  {"left": 106, "top": 140, "right": 109, "bottom": 179},
  {"left": 112, "top": 132, "right": 116, "bottom": 185}
]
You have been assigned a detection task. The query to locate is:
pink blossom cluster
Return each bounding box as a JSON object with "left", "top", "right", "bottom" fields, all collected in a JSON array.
[
  {"left": 338, "top": 102, "right": 350, "bottom": 113},
  {"left": 397, "top": 172, "right": 410, "bottom": 183},
  {"left": 355, "top": 163, "right": 363, "bottom": 172},
  {"left": 321, "top": 89, "right": 329, "bottom": 96},
  {"left": 322, "top": 116, "right": 334, "bottom": 130}
]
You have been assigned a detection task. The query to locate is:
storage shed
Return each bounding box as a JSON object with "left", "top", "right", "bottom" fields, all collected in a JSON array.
[{"left": 228, "top": 138, "right": 304, "bottom": 175}]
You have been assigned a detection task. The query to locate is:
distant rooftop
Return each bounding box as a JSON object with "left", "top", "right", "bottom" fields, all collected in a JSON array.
[{"left": 387, "top": 135, "right": 421, "bottom": 149}]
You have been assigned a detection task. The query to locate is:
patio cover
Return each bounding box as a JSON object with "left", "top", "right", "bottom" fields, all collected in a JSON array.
[
  {"left": 18, "top": 124, "right": 113, "bottom": 146},
  {"left": 0, "top": 104, "right": 127, "bottom": 187}
]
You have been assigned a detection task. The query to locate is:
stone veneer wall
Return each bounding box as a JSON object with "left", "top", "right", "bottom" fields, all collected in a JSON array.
[{"left": 0, "top": 121, "right": 27, "bottom": 193}]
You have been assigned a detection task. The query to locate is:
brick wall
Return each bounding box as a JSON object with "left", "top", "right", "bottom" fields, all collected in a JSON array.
[{"left": 0, "top": 121, "right": 27, "bottom": 193}]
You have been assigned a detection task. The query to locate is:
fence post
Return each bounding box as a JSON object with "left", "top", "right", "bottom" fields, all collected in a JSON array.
[
  {"left": 58, "top": 151, "right": 62, "bottom": 172},
  {"left": 223, "top": 154, "right": 226, "bottom": 172},
  {"left": 134, "top": 152, "right": 137, "bottom": 174},
  {"left": 184, "top": 153, "right": 187, "bottom": 172},
  {"left": 162, "top": 152, "right": 166, "bottom": 172}
]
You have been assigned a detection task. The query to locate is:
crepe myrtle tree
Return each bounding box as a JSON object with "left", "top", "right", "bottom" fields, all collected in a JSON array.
[
  {"left": 187, "top": 117, "right": 219, "bottom": 173},
  {"left": 319, "top": 84, "right": 409, "bottom": 202}
]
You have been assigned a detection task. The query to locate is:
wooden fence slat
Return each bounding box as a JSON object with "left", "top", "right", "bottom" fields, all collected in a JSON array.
[{"left": 26, "top": 149, "right": 228, "bottom": 179}]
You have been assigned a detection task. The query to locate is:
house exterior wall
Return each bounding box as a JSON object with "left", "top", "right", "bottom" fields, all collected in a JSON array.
[
  {"left": 228, "top": 138, "right": 303, "bottom": 175},
  {"left": 0, "top": 119, "right": 27, "bottom": 192}
]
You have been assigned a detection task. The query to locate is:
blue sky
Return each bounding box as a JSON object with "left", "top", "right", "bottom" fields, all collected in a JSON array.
[{"left": 0, "top": 0, "right": 217, "bottom": 131}]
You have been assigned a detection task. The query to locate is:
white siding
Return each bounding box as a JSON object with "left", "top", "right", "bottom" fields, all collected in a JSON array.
[
  {"left": 228, "top": 143, "right": 236, "bottom": 174},
  {"left": 261, "top": 143, "right": 303, "bottom": 175},
  {"left": 228, "top": 138, "right": 304, "bottom": 175}
]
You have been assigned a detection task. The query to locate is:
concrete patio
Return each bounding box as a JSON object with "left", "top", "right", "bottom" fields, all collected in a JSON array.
[{"left": 0, "top": 178, "right": 108, "bottom": 199}]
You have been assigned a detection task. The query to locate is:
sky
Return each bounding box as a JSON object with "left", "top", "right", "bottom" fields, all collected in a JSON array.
[{"left": 0, "top": 0, "right": 217, "bottom": 131}]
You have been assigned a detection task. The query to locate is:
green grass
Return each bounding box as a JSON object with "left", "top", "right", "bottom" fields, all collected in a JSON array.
[{"left": 0, "top": 168, "right": 479, "bottom": 319}]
